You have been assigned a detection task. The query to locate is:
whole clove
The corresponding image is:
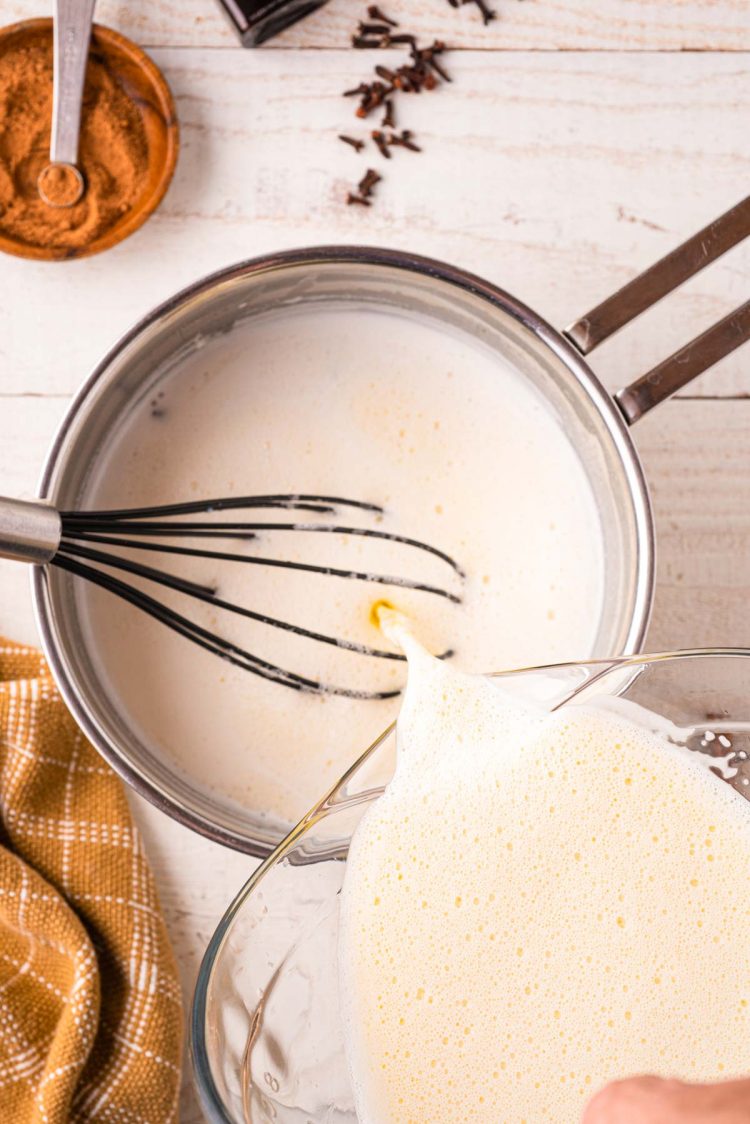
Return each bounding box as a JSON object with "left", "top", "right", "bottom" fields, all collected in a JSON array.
[
  {"left": 367, "top": 5, "right": 398, "bottom": 25},
  {"left": 339, "top": 134, "right": 366, "bottom": 152},
  {"left": 353, "top": 22, "right": 396, "bottom": 47},
  {"left": 359, "top": 168, "right": 382, "bottom": 195},
  {"left": 447, "top": 0, "right": 497, "bottom": 23},
  {"left": 347, "top": 167, "right": 382, "bottom": 206},
  {"left": 387, "top": 129, "right": 421, "bottom": 152},
  {"left": 344, "top": 78, "right": 393, "bottom": 118},
  {"left": 371, "top": 128, "right": 422, "bottom": 157},
  {"left": 371, "top": 130, "right": 392, "bottom": 158}
]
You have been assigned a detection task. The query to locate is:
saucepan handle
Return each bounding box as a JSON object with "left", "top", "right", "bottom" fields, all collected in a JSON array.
[
  {"left": 0, "top": 497, "right": 61, "bottom": 564},
  {"left": 564, "top": 195, "right": 750, "bottom": 425}
]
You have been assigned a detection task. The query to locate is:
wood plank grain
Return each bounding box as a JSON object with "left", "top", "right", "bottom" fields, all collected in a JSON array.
[
  {"left": 0, "top": 49, "right": 747, "bottom": 399},
  {"left": 3, "top": 392, "right": 750, "bottom": 1117},
  {"left": 0, "top": 396, "right": 67, "bottom": 643},
  {"left": 638, "top": 399, "right": 750, "bottom": 650},
  {"left": 4, "top": 0, "right": 750, "bottom": 50}
]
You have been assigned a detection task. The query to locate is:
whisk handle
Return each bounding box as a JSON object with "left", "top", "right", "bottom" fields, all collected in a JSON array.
[{"left": 0, "top": 497, "right": 61, "bottom": 564}]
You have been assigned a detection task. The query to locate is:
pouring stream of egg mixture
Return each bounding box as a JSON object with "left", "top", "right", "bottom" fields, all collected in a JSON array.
[{"left": 338, "top": 609, "right": 750, "bottom": 1123}]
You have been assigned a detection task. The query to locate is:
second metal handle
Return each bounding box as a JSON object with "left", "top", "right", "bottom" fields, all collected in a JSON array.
[{"left": 564, "top": 195, "right": 750, "bottom": 424}]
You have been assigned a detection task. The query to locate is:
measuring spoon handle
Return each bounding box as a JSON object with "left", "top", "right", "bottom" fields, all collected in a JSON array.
[{"left": 50, "top": 0, "right": 97, "bottom": 166}]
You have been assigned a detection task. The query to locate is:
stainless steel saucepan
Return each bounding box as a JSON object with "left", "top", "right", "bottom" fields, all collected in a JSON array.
[{"left": 1, "top": 195, "right": 749, "bottom": 855}]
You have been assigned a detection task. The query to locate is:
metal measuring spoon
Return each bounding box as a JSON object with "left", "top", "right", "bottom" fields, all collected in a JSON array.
[{"left": 37, "top": 0, "right": 96, "bottom": 208}]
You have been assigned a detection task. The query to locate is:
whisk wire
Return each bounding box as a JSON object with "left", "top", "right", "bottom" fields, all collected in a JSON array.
[
  {"left": 58, "top": 532, "right": 462, "bottom": 603},
  {"left": 57, "top": 538, "right": 408, "bottom": 662},
  {"left": 51, "top": 495, "right": 464, "bottom": 698},
  {"left": 60, "top": 494, "right": 384, "bottom": 521},
  {"left": 52, "top": 553, "right": 402, "bottom": 700},
  {"left": 62, "top": 520, "right": 465, "bottom": 576}
]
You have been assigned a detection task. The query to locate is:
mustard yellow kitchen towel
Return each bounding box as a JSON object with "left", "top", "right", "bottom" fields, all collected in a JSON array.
[{"left": 0, "top": 637, "right": 182, "bottom": 1123}]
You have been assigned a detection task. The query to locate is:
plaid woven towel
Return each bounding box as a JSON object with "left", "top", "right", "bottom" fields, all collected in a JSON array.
[{"left": 0, "top": 638, "right": 182, "bottom": 1123}]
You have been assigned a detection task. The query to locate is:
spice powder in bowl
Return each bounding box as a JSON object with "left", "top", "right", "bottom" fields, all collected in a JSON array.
[{"left": 0, "top": 19, "right": 178, "bottom": 261}]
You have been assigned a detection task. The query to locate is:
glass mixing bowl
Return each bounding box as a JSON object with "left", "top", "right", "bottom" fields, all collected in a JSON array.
[{"left": 191, "top": 650, "right": 750, "bottom": 1123}]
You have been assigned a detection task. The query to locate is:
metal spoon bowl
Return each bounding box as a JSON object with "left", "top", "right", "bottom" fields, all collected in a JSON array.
[{"left": 37, "top": 162, "right": 85, "bottom": 208}]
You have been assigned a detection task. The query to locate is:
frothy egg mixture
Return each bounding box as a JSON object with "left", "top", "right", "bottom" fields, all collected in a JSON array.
[
  {"left": 339, "top": 622, "right": 750, "bottom": 1122},
  {"left": 78, "top": 304, "right": 603, "bottom": 826}
]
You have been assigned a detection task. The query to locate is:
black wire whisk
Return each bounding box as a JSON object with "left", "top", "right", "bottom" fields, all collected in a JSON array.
[{"left": 0, "top": 494, "right": 464, "bottom": 700}]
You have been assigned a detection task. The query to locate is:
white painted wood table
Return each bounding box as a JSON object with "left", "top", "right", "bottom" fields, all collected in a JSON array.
[{"left": 1, "top": 1, "right": 749, "bottom": 1117}]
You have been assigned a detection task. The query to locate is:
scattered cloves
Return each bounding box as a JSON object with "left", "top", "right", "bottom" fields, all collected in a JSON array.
[{"left": 339, "top": 3, "right": 494, "bottom": 208}]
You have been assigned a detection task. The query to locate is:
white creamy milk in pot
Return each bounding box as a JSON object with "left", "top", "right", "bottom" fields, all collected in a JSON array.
[{"left": 77, "top": 303, "right": 605, "bottom": 827}]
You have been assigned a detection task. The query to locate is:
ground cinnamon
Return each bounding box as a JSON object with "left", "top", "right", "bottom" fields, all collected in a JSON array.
[{"left": 0, "top": 25, "right": 149, "bottom": 254}]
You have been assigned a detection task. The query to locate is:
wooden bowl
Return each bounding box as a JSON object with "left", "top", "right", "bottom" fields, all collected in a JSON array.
[{"left": 0, "top": 19, "right": 179, "bottom": 261}]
